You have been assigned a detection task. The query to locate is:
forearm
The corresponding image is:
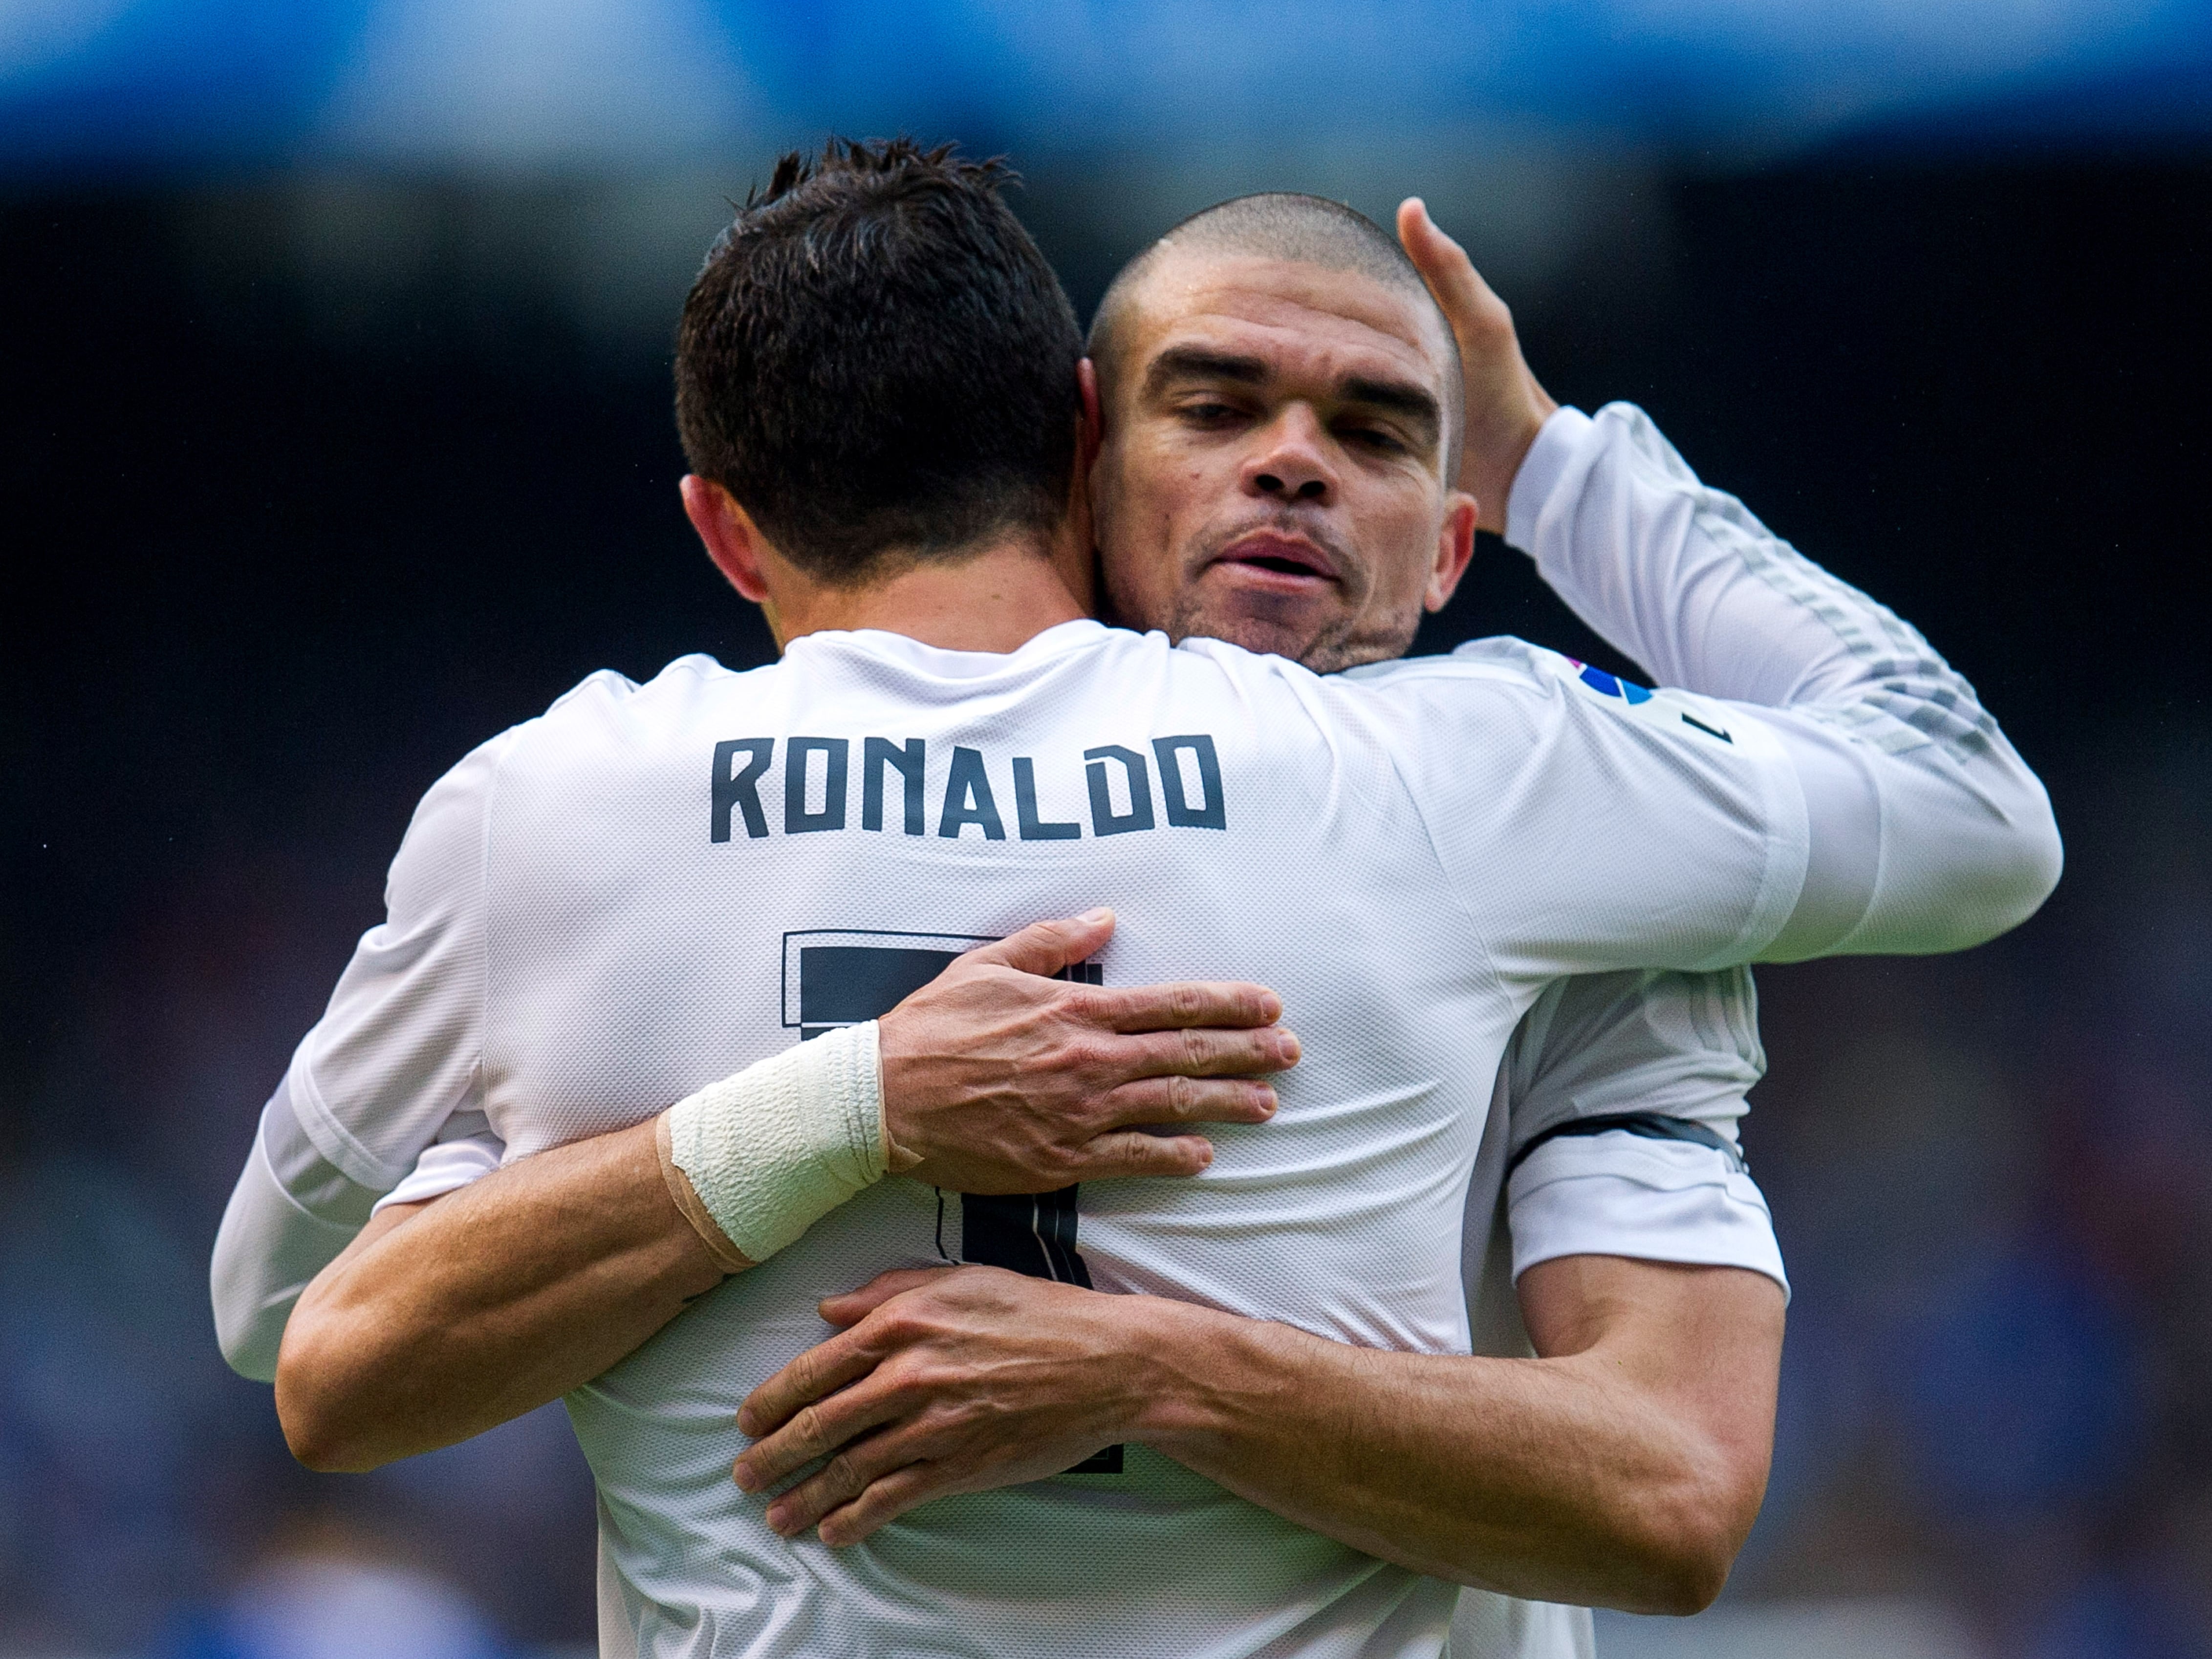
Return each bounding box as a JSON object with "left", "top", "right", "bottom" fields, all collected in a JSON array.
[
  {"left": 1133, "top": 1267, "right": 1778, "bottom": 1613},
  {"left": 276, "top": 1116, "right": 725, "bottom": 1471}
]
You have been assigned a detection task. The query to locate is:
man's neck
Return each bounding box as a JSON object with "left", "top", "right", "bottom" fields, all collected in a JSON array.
[{"left": 769, "top": 536, "right": 1091, "bottom": 655}]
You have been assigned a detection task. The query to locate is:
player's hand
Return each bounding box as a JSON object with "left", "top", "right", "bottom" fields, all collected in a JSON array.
[
  {"left": 732, "top": 1267, "right": 1157, "bottom": 1544},
  {"left": 1396, "top": 197, "right": 1559, "bottom": 536},
  {"left": 877, "top": 910, "right": 1298, "bottom": 1194}
]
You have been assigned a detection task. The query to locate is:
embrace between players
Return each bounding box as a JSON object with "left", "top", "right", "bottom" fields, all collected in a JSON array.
[{"left": 212, "top": 141, "right": 2060, "bottom": 1659}]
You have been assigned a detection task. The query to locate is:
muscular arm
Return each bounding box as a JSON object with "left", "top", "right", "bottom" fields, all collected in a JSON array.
[
  {"left": 271, "top": 913, "right": 1294, "bottom": 1470},
  {"left": 1155, "top": 1253, "right": 1783, "bottom": 1612},
  {"left": 735, "top": 1253, "right": 1782, "bottom": 1614},
  {"left": 278, "top": 1119, "right": 717, "bottom": 1471}
]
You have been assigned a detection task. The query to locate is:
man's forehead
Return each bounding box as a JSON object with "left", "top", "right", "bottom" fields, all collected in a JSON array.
[{"left": 1121, "top": 249, "right": 1449, "bottom": 392}]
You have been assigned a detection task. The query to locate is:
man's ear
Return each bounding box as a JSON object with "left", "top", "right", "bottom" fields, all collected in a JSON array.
[
  {"left": 1424, "top": 490, "right": 1480, "bottom": 613},
  {"left": 1077, "top": 358, "right": 1104, "bottom": 474},
  {"left": 682, "top": 475, "right": 772, "bottom": 605}
]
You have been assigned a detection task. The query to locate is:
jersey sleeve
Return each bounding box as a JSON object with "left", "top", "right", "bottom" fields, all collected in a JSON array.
[
  {"left": 1498, "top": 969, "right": 1786, "bottom": 1296},
  {"left": 1361, "top": 640, "right": 1812, "bottom": 978},
  {"left": 209, "top": 731, "right": 511, "bottom": 1380},
  {"left": 1506, "top": 402, "right": 2062, "bottom": 960}
]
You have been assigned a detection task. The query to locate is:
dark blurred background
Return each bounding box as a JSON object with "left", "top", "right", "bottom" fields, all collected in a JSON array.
[{"left": 4, "top": 3, "right": 2211, "bottom": 1655}]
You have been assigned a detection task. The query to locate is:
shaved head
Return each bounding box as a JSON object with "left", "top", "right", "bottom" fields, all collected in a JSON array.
[{"left": 1089, "top": 193, "right": 1463, "bottom": 474}]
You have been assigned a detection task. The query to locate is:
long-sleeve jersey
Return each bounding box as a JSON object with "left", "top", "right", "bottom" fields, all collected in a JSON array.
[{"left": 210, "top": 403, "right": 2058, "bottom": 1659}]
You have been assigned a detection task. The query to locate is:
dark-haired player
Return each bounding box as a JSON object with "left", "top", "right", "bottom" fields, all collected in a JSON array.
[{"left": 216, "top": 143, "right": 2057, "bottom": 1657}]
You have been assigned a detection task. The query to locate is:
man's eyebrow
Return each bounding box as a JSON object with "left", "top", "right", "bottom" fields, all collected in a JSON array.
[{"left": 1142, "top": 345, "right": 1271, "bottom": 397}]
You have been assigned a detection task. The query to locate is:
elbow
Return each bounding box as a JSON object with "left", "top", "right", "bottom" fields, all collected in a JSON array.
[
  {"left": 1952, "top": 797, "right": 2065, "bottom": 951},
  {"left": 273, "top": 1326, "right": 393, "bottom": 1474},
  {"left": 1606, "top": 1457, "right": 1764, "bottom": 1616},
  {"left": 1630, "top": 1526, "right": 1737, "bottom": 1618},
  {"left": 2008, "top": 802, "right": 2065, "bottom": 933}
]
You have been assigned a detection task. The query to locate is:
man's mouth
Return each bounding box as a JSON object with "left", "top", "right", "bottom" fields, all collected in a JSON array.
[{"left": 1211, "top": 533, "right": 1339, "bottom": 586}]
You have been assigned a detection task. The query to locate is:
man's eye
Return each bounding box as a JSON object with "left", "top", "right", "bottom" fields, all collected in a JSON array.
[
  {"left": 1342, "top": 426, "right": 1406, "bottom": 453},
  {"left": 1178, "top": 401, "right": 1242, "bottom": 426}
]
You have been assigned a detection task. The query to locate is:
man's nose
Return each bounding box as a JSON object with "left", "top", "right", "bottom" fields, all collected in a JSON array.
[{"left": 1242, "top": 408, "right": 1336, "bottom": 505}]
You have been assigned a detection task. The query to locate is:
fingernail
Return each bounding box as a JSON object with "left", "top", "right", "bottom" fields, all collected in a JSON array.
[
  {"left": 735, "top": 1466, "right": 758, "bottom": 1492},
  {"left": 1081, "top": 906, "right": 1112, "bottom": 925},
  {"left": 766, "top": 1506, "right": 791, "bottom": 1532},
  {"left": 1279, "top": 1031, "right": 1301, "bottom": 1064}
]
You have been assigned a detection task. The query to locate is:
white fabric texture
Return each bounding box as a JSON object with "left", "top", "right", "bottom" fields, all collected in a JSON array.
[
  {"left": 1504, "top": 403, "right": 2062, "bottom": 960},
  {"left": 204, "top": 403, "right": 2059, "bottom": 1658},
  {"left": 1507, "top": 1135, "right": 1787, "bottom": 1294},
  {"left": 666, "top": 1020, "right": 886, "bottom": 1266},
  {"left": 374, "top": 1132, "right": 505, "bottom": 1215}
]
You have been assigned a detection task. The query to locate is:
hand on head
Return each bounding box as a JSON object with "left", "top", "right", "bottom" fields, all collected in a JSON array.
[{"left": 1394, "top": 198, "right": 1559, "bottom": 538}]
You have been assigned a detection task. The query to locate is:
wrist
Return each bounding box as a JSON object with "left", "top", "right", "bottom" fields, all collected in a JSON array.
[
  {"left": 1470, "top": 405, "right": 1552, "bottom": 537},
  {"left": 1121, "top": 1297, "right": 1289, "bottom": 1455},
  {"left": 664, "top": 1022, "right": 891, "bottom": 1266}
]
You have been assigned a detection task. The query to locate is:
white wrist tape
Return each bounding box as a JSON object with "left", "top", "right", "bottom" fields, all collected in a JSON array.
[{"left": 664, "top": 1021, "right": 889, "bottom": 1267}]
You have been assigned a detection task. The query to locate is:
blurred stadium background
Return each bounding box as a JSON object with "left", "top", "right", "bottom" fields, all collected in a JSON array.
[{"left": 4, "top": 1, "right": 2210, "bottom": 1654}]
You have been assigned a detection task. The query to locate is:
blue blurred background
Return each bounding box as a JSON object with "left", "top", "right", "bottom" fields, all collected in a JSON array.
[{"left": 4, "top": 3, "right": 2211, "bottom": 1655}]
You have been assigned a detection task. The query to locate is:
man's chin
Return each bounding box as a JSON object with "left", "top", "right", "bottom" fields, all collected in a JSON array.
[
  {"left": 1166, "top": 602, "right": 1326, "bottom": 665},
  {"left": 1165, "top": 595, "right": 1412, "bottom": 675}
]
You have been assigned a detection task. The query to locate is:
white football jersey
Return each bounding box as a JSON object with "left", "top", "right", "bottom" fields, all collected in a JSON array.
[
  {"left": 263, "top": 615, "right": 1815, "bottom": 1659},
  {"left": 213, "top": 402, "right": 2059, "bottom": 1658}
]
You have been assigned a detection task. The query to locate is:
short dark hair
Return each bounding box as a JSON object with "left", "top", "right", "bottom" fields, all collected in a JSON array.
[
  {"left": 1089, "top": 192, "right": 1463, "bottom": 478},
  {"left": 675, "top": 138, "right": 1083, "bottom": 584}
]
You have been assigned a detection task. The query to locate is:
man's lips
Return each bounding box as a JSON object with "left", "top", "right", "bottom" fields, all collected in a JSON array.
[{"left": 1209, "top": 533, "right": 1339, "bottom": 586}]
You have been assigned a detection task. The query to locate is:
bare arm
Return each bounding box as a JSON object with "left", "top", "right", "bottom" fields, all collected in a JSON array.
[
  {"left": 734, "top": 1253, "right": 1781, "bottom": 1615},
  {"left": 278, "top": 1117, "right": 713, "bottom": 1471},
  {"left": 274, "top": 912, "right": 1295, "bottom": 1471}
]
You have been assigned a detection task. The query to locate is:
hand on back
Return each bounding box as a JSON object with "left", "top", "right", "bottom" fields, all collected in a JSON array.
[{"left": 877, "top": 911, "right": 1297, "bottom": 1194}]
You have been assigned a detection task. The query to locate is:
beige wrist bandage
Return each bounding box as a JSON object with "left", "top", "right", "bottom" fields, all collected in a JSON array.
[{"left": 657, "top": 1021, "right": 907, "bottom": 1271}]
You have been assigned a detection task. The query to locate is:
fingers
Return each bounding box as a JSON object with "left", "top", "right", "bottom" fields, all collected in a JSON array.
[
  {"left": 1092, "top": 979, "right": 1284, "bottom": 1034},
  {"left": 1397, "top": 197, "right": 1501, "bottom": 338},
  {"left": 761, "top": 1423, "right": 927, "bottom": 1538},
  {"left": 1068, "top": 1129, "right": 1217, "bottom": 1180},
  {"left": 738, "top": 1325, "right": 885, "bottom": 1439},
  {"left": 817, "top": 1463, "right": 946, "bottom": 1547},
  {"left": 1397, "top": 197, "right": 1465, "bottom": 295},
  {"left": 1100, "top": 1073, "right": 1279, "bottom": 1126},
  {"left": 962, "top": 909, "right": 1115, "bottom": 978},
  {"left": 816, "top": 1268, "right": 951, "bottom": 1329},
  {"left": 1112, "top": 1023, "right": 1301, "bottom": 1080},
  {"left": 737, "top": 1372, "right": 908, "bottom": 1492}
]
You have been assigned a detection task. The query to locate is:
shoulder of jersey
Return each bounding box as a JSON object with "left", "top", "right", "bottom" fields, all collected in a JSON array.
[
  {"left": 499, "top": 654, "right": 769, "bottom": 754},
  {"left": 1339, "top": 639, "right": 1749, "bottom": 747},
  {"left": 1338, "top": 635, "right": 1557, "bottom": 689}
]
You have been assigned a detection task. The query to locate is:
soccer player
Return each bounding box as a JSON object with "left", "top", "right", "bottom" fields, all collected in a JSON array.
[
  {"left": 217, "top": 142, "right": 2057, "bottom": 1657},
  {"left": 217, "top": 198, "right": 1783, "bottom": 1659}
]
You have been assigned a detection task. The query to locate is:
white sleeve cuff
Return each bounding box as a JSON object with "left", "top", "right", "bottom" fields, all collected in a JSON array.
[
  {"left": 1508, "top": 1132, "right": 1788, "bottom": 1301},
  {"left": 1504, "top": 405, "right": 1596, "bottom": 554},
  {"left": 371, "top": 1133, "right": 505, "bottom": 1215}
]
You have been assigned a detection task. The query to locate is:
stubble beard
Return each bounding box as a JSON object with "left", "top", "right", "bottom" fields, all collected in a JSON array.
[{"left": 1164, "top": 578, "right": 1422, "bottom": 675}]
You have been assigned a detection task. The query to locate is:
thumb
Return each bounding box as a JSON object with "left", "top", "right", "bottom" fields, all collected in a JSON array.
[{"left": 963, "top": 909, "right": 1115, "bottom": 979}]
